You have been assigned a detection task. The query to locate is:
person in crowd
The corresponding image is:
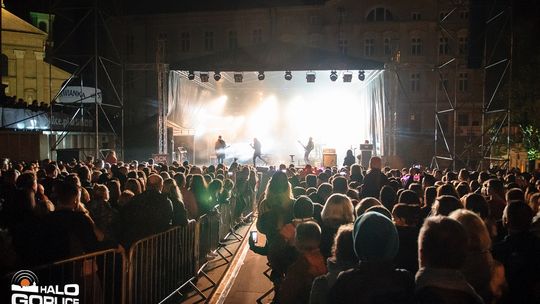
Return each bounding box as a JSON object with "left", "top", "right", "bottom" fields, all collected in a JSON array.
[
  {"left": 215, "top": 135, "right": 227, "bottom": 165},
  {"left": 37, "top": 181, "right": 100, "bottom": 264},
  {"left": 492, "top": 201, "right": 540, "bottom": 303},
  {"left": 431, "top": 195, "right": 463, "bottom": 216},
  {"left": 355, "top": 197, "right": 381, "bottom": 217},
  {"left": 320, "top": 193, "right": 355, "bottom": 259},
  {"left": 117, "top": 189, "right": 134, "bottom": 209},
  {"left": 416, "top": 216, "right": 484, "bottom": 303},
  {"left": 343, "top": 150, "right": 356, "bottom": 167},
  {"left": 279, "top": 195, "right": 316, "bottom": 244},
  {"left": 87, "top": 184, "right": 117, "bottom": 244},
  {"left": 328, "top": 212, "right": 414, "bottom": 303},
  {"left": 349, "top": 164, "right": 363, "bottom": 184},
  {"left": 392, "top": 203, "right": 420, "bottom": 273},
  {"left": 449, "top": 209, "right": 506, "bottom": 303},
  {"left": 316, "top": 183, "right": 333, "bottom": 205},
  {"left": 398, "top": 189, "right": 421, "bottom": 205},
  {"left": 380, "top": 185, "right": 397, "bottom": 212},
  {"left": 485, "top": 179, "right": 507, "bottom": 221},
  {"left": 332, "top": 176, "right": 348, "bottom": 194},
  {"left": 421, "top": 186, "right": 437, "bottom": 219},
  {"left": 162, "top": 178, "right": 189, "bottom": 226},
  {"left": 189, "top": 174, "right": 213, "bottom": 216},
  {"left": 116, "top": 174, "right": 175, "bottom": 248},
  {"left": 361, "top": 156, "right": 388, "bottom": 198},
  {"left": 280, "top": 221, "right": 327, "bottom": 304},
  {"left": 124, "top": 177, "right": 142, "bottom": 195},
  {"left": 251, "top": 137, "right": 266, "bottom": 166},
  {"left": 310, "top": 224, "right": 357, "bottom": 304}
]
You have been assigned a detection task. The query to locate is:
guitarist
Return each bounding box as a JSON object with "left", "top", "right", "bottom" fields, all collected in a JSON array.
[
  {"left": 250, "top": 137, "right": 266, "bottom": 166},
  {"left": 299, "top": 137, "right": 314, "bottom": 165},
  {"left": 215, "top": 135, "right": 227, "bottom": 164}
]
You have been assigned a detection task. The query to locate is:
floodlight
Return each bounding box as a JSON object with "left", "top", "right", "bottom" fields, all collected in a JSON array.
[
  {"left": 188, "top": 71, "right": 195, "bottom": 80},
  {"left": 214, "top": 72, "right": 221, "bottom": 81},
  {"left": 358, "top": 70, "right": 365, "bottom": 81},
  {"left": 284, "top": 71, "right": 292, "bottom": 81},
  {"left": 234, "top": 73, "right": 243, "bottom": 83},
  {"left": 258, "top": 71, "right": 265, "bottom": 81},
  {"left": 306, "top": 72, "right": 316, "bottom": 83},
  {"left": 330, "top": 70, "right": 338, "bottom": 81},
  {"left": 343, "top": 72, "right": 353, "bottom": 82}
]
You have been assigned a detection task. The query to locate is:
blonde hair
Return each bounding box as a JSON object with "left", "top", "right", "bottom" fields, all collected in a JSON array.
[
  {"left": 321, "top": 193, "right": 355, "bottom": 226},
  {"left": 449, "top": 209, "right": 491, "bottom": 252},
  {"left": 93, "top": 184, "right": 109, "bottom": 201}
]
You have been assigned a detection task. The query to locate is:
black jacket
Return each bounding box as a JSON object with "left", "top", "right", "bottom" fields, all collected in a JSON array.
[{"left": 328, "top": 261, "right": 414, "bottom": 304}]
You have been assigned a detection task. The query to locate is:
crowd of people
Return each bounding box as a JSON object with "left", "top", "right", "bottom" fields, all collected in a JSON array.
[
  {"left": 0, "top": 156, "right": 258, "bottom": 273},
  {"left": 1, "top": 154, "right": 540, "bottom": 303},
  {"left": 249, "top": 156, "right": 540, "bottom": 304}
]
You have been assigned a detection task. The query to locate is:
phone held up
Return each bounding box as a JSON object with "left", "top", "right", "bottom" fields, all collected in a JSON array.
[{"left": 250, "top": 231, "right": 258, "bottom": 244}]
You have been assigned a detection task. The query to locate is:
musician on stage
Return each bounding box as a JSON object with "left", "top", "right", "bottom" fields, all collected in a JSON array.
[
  {"left": 250, "top": 137, "right": 266, "bottom": 166},
  {"left": 215, "top": 135, "right": 227, "bottom": 164},
  {"left": 301, "top": 137, "right": 314, "bottom": 165}
]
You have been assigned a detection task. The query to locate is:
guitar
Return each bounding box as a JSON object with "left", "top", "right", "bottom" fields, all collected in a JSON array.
[{"left": 298, "top": 140, "right": 313, "bottom": 152}]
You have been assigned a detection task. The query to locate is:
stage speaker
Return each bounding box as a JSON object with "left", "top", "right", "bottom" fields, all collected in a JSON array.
[
  {"left": 57, "top": 148, "right": 80, "bottom": 163},
  {"left": 468, "top": 0, "right": 487, "bottom": 68},
  {"left": 322, "top": 153, "right": 337, "bottom": 167}
]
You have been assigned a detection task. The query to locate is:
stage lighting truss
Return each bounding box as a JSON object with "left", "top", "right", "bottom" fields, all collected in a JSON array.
[
  {"left": 358, "top": 70, "right": 366, "bottom": 81},
  {"left": 234, "top": 73, "right": 243, "bottom": 83},
  {"left": 343, "top": 72, "right": 353, "bottom": 82},
  {"left": 214, "top": 71, "right": 221, "bottom": 81},
  {"left": 188, "top": 71, "right": 195, "bottom": 80},
  {"left": 330, "top": 70, "right": 338, "bottom": 82},
  {"left": 258, "top": 71, "right": 265, "bottom": 81},
  {"left": 306, "top": 72, "right": 316, "bottom": 83},
  {"left": 284, "top": 71, "right": 292, "bottom": 81},
  {"left": 200, "top": 72, "right": 209, "bottom": 82}
]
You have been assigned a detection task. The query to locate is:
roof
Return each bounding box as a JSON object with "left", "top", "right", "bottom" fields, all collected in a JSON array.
[
  {"left": 1, "top": 7, "right": 46, "bottom": 35},
  {"left": 170, "top": 41, "right": 384, "bottom": 71}
]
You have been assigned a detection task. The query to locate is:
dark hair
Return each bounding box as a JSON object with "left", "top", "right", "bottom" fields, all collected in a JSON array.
[
  {"left": 56, "top": 181, "right": 80, "bottom": 206},
  {"left": 365, "top": 205, "right": 392, "bottom": 220},
  {"left": 295, "top": 221, "right": 322, "bottom": 251},
  {"left": 504, "top": 201, "right": 533, "bottom": 232},
  {"left": 463, "top": 193, "right": 489, "bottom": 219},
  {"left": 424, "top": 186, "right": 437, "bottom": 207},
  {"left": 392, "top": 203, "right": 421, "bottom": 226},
  {"left": 294, "top": 196, "right": 314, "bottom": 219},
  {"left": 437, "top": 183, "right": 459, "bottom": 198},
  {"left": 433, "top": 195, "right": 463, "bottom": 216},
  {"left": 355, "top": 197, "right": 381, "bottom": 217},
  {"left": 379, "top": 185, "right": 397, "bottom": 211},
  {"left": 293, "top": 186, "right": 307, "bottom": 198},
  {"left": 398, "top": 190, "right": 420, "bottom": 205},
  {"left": 419, "top": 216, "right": 468, "bottom": 269},
  {"left": 506, "top": 188, "right": 524, "bottom": 202},
  {"left": 332, "top": 224, "right": 357, "bottom": 264},
  {"left": 332, "top": 176, "right": 348, "bottom": 194},
  {"left": 306, "top": 174, "right": 317, "bottom": 188}
]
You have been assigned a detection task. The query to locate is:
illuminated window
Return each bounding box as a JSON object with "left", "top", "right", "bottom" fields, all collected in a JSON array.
[
  {"left": 412, "top": 12, "right": 421, "bottom": 21},
  {"left": 204, "top": 31, "right": 214, "bottom": 51},
  {"left": 367, "top": 7, "right": 394, "bottom": 22},
  {"left": 411, "top": 37, "right": 422, "bottom": 55}
]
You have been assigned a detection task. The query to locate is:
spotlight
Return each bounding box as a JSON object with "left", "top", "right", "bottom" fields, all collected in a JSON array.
[
  {"left": 234, "top": 73, "right": 243, "bottom": 83},
  {"left": 284, "top": 71, "right": 292, "bottom": 81},
  {"left": 188, "top": 71, "right": 195, "bottom": 80},
  {"left": 306, "top": 72, "right": 316, "bottom": 83},
  {"left": 330, "top": 70, "right": 338, "bottom": 82},
  {"left": 214, "top": 72, "right": 221, "bottom": 81},
  {"left": 343, "top": 72, "right": 353, "bottom": 82},
  {"left": 200, "top": 72, "right": 209, "bottom": 82},
  {"left": 258, "top": 71, "right": 265, "bottom": 81},
  {"left": 358, "top": 70, "right": 365, "bottom": 81}
]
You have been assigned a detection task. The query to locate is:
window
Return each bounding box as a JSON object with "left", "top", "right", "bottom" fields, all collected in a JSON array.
[
  {"left": 252, "top": 29, "right": 262, "bottom": 44},
  {"left": 364, "top": 38, "right": 375, "bottom": 56},
  {"left": 181, "top": 32, "right": 190, "bottom": 52},
  {"left": 411, "top": 73, "right": 421, "bottom": 92},
  {"left": 38, "top": 21, "right": 47, "bottom": 32},
  {"left": 412, "top": 12, "right": 421, "bottom": 21},
  {"left": 439, "top": 36, "right": 449, "bottom": 55},
  {"left": 228, "top": 30, "right": 238, "bottom": 49},
  {"left": 367, "top": 7, "right": 394, "bottom": 22},
  {"left": 337, "top": 7, "right": 346, "bottom": 22},
  {"left": 384, "top": 38, "right": 391, "bottom": 55},
  {"left": 411, "top": 37, "right": 422, "bottom": 55},
  {"left": 438, "top": 73, "right": 449, "bottom": 91},
  {"left": 126, "top": 35, "right": 134, "bottom": 56},
  {"left": 459, "top": 72, "right": 468, "bottom": 92},
  {"left": 458, "top": 113, "right": 469, "bottom": 126},
  {"left": 459, "top": 35, "right": 468, "bottom": 55},
  {"left": 460, "top": 10, "right": 469, "bottom": 20},
  {"left": 338, "top": 39, "right": 348, "bottom": 55},
  {"left": 1, "top": 54, "right": 8, "bottom": 76},
  {"left": 309, "top": 15, "right": 320, "bottom": 25},
  {"left": 204, "top": 31, "right": 214, "bottom": 51}
]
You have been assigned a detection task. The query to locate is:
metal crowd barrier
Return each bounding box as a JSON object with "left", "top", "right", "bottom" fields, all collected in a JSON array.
[
  {"left": 3, "top": 200, "right": 257, "bottom": 304},
  {"left": 126, "top": 221, "right": 197, "bottom": 304},
  {"left": 3, "top": 248, "right": 125, "bottom": 304}
]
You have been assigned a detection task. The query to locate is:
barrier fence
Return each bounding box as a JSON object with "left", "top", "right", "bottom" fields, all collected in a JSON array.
[{"left": 2, "top": 202, "right": 254, "bottom": 304}]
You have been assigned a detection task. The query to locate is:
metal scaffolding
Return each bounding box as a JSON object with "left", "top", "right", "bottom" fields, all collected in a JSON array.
[
  {"left": 46, "top": 0, "right": 124, "bottom": 160},
  {"left": 480, "top": 0, "right": 513, "bottom": 170}
]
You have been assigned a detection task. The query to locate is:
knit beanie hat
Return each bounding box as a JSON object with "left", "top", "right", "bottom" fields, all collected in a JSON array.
[{"left": 353, "top": 211, "right": 399, "bottom": 261}]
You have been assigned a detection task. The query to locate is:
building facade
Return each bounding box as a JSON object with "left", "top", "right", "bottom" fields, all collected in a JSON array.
[{"left": 118, "top": 0, "right": 482, "bottom": 165}]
